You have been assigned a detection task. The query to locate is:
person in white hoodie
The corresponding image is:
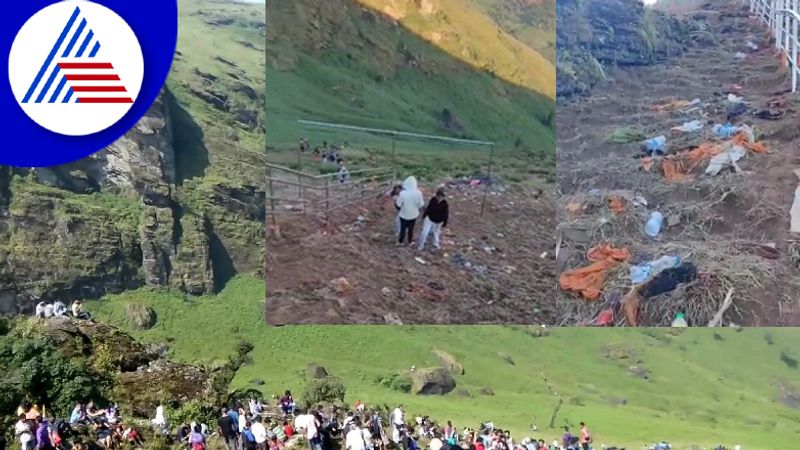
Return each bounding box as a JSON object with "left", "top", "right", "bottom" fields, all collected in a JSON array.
[{"left": 394, "top": 177, "right": 424, "bottom": 246}]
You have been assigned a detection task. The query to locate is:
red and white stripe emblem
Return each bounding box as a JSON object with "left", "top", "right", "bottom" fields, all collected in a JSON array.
[{"left": 57, "top": 61, "right": 133, "bottom": 103}]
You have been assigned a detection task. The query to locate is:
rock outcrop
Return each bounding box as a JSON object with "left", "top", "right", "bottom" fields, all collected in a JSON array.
[
  {"left": 409, "top": 367, "right": 456, "bottom": 395},
  {"left": 556, "top": 0, "right": 694, "bottom": 97},
  {"left": 0, "top": 90, "right": 220, "bottom": 314}
]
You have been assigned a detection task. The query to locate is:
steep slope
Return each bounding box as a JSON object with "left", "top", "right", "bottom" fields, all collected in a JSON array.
[
  {"left": 266, "top": 0, "right": 555, "bottom": 156},
  {"left": 469, "top": 0, "right": 556, "bottom": 63},
  {"left": 555, "top": 0, "right": 694, "bottom": 97},
  {"left": 89, "top": 286, "right": 800, "bottom": 449},
  {"left": 0, "top": 0, "right": 265, "bottom": 314}
]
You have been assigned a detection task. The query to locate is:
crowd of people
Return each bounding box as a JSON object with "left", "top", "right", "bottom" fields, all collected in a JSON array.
[
  {"left": 4, "top": 398, "right": 745, "bottom": 450},
  {"left": 32, "top": 300, "right": 91, "bottom": 321},
  {"left": 388, "top": 177, "right": 449, "bottom": 251},
  {"left": 10, "top": 401, "right": 143, "bottom": 450}
]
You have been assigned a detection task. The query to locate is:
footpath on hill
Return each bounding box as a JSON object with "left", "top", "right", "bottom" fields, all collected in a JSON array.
[{"left": 556, "top": 0, "right": 800, "bottom": 326}]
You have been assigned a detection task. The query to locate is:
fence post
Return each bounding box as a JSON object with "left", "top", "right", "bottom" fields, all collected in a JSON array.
[
  {"left": 794, "top": 0, "right": 799, "bottom": 92},
  {"left": 325, "top": 177, "right": 330, "bottom": 228},
  {"left": 268, "top": 167, "right": 277, "bottom": 229},
  {"left": 480, "top": 144, "right": 495, "bottom": 216}
]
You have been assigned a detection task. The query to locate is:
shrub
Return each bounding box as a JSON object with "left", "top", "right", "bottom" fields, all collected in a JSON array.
[
  {"left": 375, "top": 373, "right": 412, "bottom": 393},
  {"left": 301, "top": 376, "right": 346, "bottom": 406}
]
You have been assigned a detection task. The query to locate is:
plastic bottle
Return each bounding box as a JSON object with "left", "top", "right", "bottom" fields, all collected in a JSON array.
[
  {"left": 644, "top": 135, "right": 666, "bottom": 155},
  {"left": 629, "top": 255, "right": 680, "bottom": 284},
  {"left": 712, "top": 123, "right": 740, "bottom": 138},
  {"left": 649, "top": 255, "right": 681, "bottom": 275},
  {"left": 644, "top": 211, "right": 664, "bottom": 237},
  {"left": 671, "top": 312, "right": 688, "bottom": 327}
]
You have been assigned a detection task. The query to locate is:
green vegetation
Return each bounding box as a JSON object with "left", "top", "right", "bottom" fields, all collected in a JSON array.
[
  {"left": 88, "top": 286, "right": 800, "bottom": 449},
  {"left": 267, "top": 0, "right": 555, "bottom": 181},
  {"left": 469, "top": 0, "right": 556, "bottom": 63}
]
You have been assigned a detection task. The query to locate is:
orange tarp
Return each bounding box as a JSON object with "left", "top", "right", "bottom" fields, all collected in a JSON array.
[
  {"left": 731, "top": 131, "right": 767, "bottom": 153},
  {"left": 559, "top": 245, "right": 631, "bottom": 301},
  {"left": 661, "top": 142, "right": 723, "bottom": 181}
]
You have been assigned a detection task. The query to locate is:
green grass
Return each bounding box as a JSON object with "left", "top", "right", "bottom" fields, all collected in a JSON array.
[
  {"left": 266, "top": 0, "right": 555, "bottom": 164},
  {"left": 170, "top": 0, "right": 266, "bottom": 185},
  {"left": 88, "top": 286, "right": 800, "bottom": 450}
]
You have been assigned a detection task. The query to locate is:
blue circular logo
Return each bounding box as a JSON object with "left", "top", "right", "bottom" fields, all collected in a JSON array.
[{"left": 2, "top": 0, "right": 177, "bottom": 167}]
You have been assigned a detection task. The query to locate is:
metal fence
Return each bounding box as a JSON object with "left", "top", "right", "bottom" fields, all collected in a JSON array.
[
  {"left": 265, "top": 162, "right": 395, "bottom": 228},
  {"left": 749, "top": 0, "right": 800, "bottom": 92}
]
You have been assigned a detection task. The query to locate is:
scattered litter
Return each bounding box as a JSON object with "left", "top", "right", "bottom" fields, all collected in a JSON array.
[
  {"left": 539, "top": 252, "right": 548, "bottom": 259},
  {"left": 661, "top": 142, "right": 722, "bottom": 181},
  {"left": 705, "top": 145, "right": 746, "bottom": 176},
  {"left": 727, "top": 102, "right": 748, "bottom": 121},
  {"left": 790, "top": 169, "right": 800, "bottom": 233},
  {"left": 629, "top": 255, "right": 681, "bottom": 284},
  {"left": 642, "top": 135, "right": 666, "bottom": 156},
  {"left": 559, "top": 245, "right": 631, "bottom": 300},
  {"left": 632, "top": 195, "right": 648, "bottom": 207},
  {"left": 594, "top": 309, "right": 615, "bottom": 326},
  {"left": 745, "top": 40, "right": 759, "bottom": 50},
  {"left": 712, "top": 123, "right": 740, "bottom": 138},
  {"left": 483, "top": 246, "right": 494, "bottom": 254},
  {"left": 752, "top": 108, "right": 785, "bottom": 120},
  {"left": 641, "top": 262, "right": 698, "bottom": 298},
  {"left": 727, "top": 93, "right": 745, "bottom": 103},
  {"left": 734, "top": 51, "right": 747, "bottom": 61},
  {"left": 606, "top": 127, "right": 645, "bottom": 144},
  {"left": 644, "top": 211, "right": 664, "bottom": 237},
  {"left": 671, "top": 120, "right": 704, "bottom": 133},
  {"left": 671, "top": 312, "right": 689, "bottom": 327},
  {"left": 381, "top": 287, "right": 392, "bottom": 297},
  {"left": 414, "top": 257, "right": 427, "bottom": 265}
]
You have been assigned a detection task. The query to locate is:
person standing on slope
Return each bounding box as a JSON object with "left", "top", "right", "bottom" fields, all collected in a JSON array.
[
  {"left": 417, "top": 187, "right": 449, "bottom": 251},
  {"left": 578, "top": 422, "right": 591, "bottom": 450},
  {"left": 395, "top": 177, "right": 424, "bottom": 246},
  {"left": 390, "top": 405, "right": 404, "bottom": 445}
]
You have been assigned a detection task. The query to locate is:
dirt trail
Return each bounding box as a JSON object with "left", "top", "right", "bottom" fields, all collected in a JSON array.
[
  {"left": 556, "top": 1, "right": 800, "bottom": 326},
  {"left": 265, "top": 182, "right": 554, "bottom": 325}
]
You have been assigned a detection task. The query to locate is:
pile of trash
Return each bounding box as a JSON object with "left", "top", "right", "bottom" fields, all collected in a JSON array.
[{"left": 558, "top": 86, "right": 785, "bottom": 327}]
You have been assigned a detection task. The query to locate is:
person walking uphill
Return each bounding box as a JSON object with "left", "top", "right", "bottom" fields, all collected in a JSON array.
[
  {"left": 417, "top": 187, "right": 448, "bottom": 251},
  {"left": 395, "top": 177, "right": 424, "bottom": 246}
]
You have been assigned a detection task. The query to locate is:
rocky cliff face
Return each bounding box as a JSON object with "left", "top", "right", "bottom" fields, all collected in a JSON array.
[
  {"left": 556, "top": 0, "right": 695, "bottom": 97},
  {"left": 0, "top": 89, "right": 242, "bottom": 314}
]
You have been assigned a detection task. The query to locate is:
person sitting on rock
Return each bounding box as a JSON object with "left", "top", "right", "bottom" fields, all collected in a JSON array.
[
  {"left": 69, "top": 403, "right": 85, "bottom": 425},
  {"left": 71, "top": 300, "right": 91, "bottom": 321},
  {"left": 53, "top": 301, "right": 67, "bottom": 317}
]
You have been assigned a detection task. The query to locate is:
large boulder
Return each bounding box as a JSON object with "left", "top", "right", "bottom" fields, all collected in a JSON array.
[
  {"left": 307, "top": 362, "right": 330, "bottom": 380},
  {"left": 432, "top": 349, "right": 464, "bottom": 375},
  {"left": 409, "top": 367, "right": 456, "bottom": 395},
  {"left": 125, "top": 303, "right": 158, "bottom": 330},
  {"left": 37, "top": 316, "right": 155, "bottom": 372},
  {"left": 115, "top": 360, "right": 221, "bottom": 417}
]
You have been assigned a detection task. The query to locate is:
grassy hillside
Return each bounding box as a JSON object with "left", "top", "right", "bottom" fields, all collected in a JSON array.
[
  {"left": 469, "top": 0, "right": 556, "bottom": 63},
  {"left": 88, "top": 288, "right": 800, "bottom": 449},
  {"left": 266, "top": 0, "right": 555, "bottom": 167},
  {"left": 170, "top": 0, "right": 266, "bottom": 185}
]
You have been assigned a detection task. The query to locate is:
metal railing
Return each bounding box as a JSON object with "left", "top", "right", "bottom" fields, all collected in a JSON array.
[
  {"left": 749, "top": 0, "right": 800, "bottom": 92},
  {"left": 265, "top": 162, "right": 395, "bottom": 228}
]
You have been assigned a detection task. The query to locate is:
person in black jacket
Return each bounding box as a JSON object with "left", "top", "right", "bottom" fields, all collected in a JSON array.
[{"left": 417, "top": 187, "right": 449, "bottom": 251}]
